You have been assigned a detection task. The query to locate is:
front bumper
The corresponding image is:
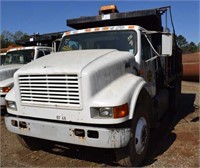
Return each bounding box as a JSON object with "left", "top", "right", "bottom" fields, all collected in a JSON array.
[{"left": 5, "top": 115, "right": 131, "bottom": 148}]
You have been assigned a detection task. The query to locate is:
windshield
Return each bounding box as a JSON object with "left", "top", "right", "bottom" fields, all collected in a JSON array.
[
  {"left": 4, "top": 49, "right": 35, "bottom": 65},
  {"left": 59, "top": 30, "right": 137, "bottom": 55}
]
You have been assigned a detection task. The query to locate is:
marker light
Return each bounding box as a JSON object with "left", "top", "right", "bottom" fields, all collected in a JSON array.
[{"left": 99, "top": 4, "right": 119, "bottom": 15}]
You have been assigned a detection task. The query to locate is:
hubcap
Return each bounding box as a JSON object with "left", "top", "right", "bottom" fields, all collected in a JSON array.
[{"left": 135, "top": 117, "right": 148, "bottom": 155}]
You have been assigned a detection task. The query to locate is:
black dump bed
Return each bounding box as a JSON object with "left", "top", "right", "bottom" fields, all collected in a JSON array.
[
  {"left": 16, "top": 31, "right": 65, "bottom": 47},
  {"left": 67, "top": 7, "right": 165, "bottom": 31}
]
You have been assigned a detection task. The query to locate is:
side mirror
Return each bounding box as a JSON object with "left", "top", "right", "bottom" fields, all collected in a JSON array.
[{"left": 162, "top": 34, "right": 173, "bottom": 56}]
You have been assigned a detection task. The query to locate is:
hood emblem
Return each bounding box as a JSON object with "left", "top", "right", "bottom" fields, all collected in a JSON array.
[{"left": 43, "top": 66, "right": 53, "bottom": 68}]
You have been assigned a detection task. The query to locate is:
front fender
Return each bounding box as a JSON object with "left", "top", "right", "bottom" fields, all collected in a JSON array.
[
  {"left": 90, "top": 74, "right": 146, "bottom": 111},
  {"left": 0, "top": 78, "right": 14, "bottom": 89},
  {"left": 5, "top": 87, "right": 18, "bottom": 115},
  {"left": 5, "top": 87, "right": 15, "bottom": 102}
]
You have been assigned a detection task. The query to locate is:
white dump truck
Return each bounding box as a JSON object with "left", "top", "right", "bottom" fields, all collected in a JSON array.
[
  {"left": 5, "top": 5, "right": 182, "bottom": 166},
  {"left": 0, "top": 46, "right": 52, "bottom": 108}
]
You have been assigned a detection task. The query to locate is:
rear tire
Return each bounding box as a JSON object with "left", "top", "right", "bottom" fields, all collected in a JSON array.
[
  {"left": 169, "top": 78, "right": 181, "bottom": 113},
  {"left": 116, "top": 89, "right": 151, "bottom": 167},
  {"left": 168, "top": 77, "right": 182, "bottom": 128}
]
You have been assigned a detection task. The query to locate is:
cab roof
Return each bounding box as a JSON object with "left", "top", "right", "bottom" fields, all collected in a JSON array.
[
  {"left": 7, "top": 46, "right": 52, "bottom": 52},
  {"left": 63, "top": 25, "right": 143, "bottom": 38}
]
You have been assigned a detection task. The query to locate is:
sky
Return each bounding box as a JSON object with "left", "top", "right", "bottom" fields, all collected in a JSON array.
[{"left": 1, "top": 0, "right": 200, "bottom": 44}]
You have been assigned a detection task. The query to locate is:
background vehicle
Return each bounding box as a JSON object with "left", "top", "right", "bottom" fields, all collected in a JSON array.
[
  {"left": 0, "top": 46, "right": 52, "bottom": 108},
  {"left": 1, "top": 45, "right": 20, "bottom": 65},
  {"left": 5, "top": 5, "right": 182, "bottom": 166},
  {"left": 0, "top": 52, "right": 6, "bottom": 65}
]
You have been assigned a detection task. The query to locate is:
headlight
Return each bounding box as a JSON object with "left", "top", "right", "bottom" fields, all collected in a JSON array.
[
  {"left": 0, "top": 86, "right": 12, "bottom": 93},
  {"left": 99, "top": 107, "right": 113, "bottom": 117},
  {"left": 6, "top": 101, "right": 17, "bottom": 110},
  {"left": 96, "top": 103, "right": 129, "bottom": 119}
]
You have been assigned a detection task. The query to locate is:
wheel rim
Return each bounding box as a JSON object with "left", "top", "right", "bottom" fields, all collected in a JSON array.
[{"left": 135, "top": 117, "right": 148, "bottom": 155}]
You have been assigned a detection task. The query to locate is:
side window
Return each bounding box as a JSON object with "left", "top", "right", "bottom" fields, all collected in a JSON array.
[
  {"left": 37, "top": 51, "right": 45, "bottom": 59},
  {"left": 141, "top": 35, "right": 152, "bottom": 61},
  {"left": 44, "top": 50, "right": 51, "bottom": 55}
]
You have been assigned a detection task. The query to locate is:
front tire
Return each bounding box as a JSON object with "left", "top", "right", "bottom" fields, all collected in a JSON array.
[
  {"left": 17, "top": 135, "right": 42, "bottom": 150},
  {"left": 116, "top": 89, "right": 151, "bottom": 167}
]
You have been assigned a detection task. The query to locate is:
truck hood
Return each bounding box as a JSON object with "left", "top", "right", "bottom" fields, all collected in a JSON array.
[
  {"left": 16, "top": 49, "right": 123, "bottom": 75},
  {"left": 0, "top": 64, "right": 22, "bottom": 81},
  {"left": 11, "top": 49, "right": 135, "bottom": 122}
]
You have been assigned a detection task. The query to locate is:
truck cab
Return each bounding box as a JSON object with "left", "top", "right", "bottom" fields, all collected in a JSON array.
[
  {"left": 0, "top": 46, "right": 52, "bottom": 108},
  {"left": 4, "top": 5, "right": 182, "bottom": 166}
]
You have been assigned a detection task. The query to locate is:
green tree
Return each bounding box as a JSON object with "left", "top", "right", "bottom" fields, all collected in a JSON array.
[
  {"left": 0, "top": 31, "right": 15, "bottom": 48},
  {"left": 188, "top": 42, "right": 197, "bottom": 53},
  {"left": 177, "top": 35, "right": 188, "bottom": 48},
  {"left": 176, "top": 34, "right": 199, "bottom": 54},
  {"left": 1, "top": 30, "right": 29, "bottom": 48},
  {"left": 12, "top": 31, "right": 29, "bottom": 42}
]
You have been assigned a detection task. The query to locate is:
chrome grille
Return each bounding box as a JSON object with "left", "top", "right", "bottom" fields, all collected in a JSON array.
[{"left": 18, "top": 74, "right": 81, "bottom": 108}]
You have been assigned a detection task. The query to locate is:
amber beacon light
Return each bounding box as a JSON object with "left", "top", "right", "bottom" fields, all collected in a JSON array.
[{"left": 99, "top": 4, "right": 119, "bottom": 15}]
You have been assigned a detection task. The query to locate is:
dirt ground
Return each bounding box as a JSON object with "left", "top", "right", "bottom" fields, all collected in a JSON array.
[{"left": 0, "top": 81, "right": 199, "bottom": 167}]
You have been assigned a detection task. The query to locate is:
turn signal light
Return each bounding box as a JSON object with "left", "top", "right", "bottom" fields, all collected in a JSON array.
[
  {"left": 113, "top": 103, "right": 129, "bottom": 118},
  {"left": 0, "top": 86, "right": 11, "bottom": 93}
]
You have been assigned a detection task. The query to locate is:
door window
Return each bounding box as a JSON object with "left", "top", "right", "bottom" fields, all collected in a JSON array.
[
  {"left": 37, "top": 51, "right": 45, "bottom": 59},
  {"left": 141, "top": 35, "right": 152, "bottom": 61}
]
